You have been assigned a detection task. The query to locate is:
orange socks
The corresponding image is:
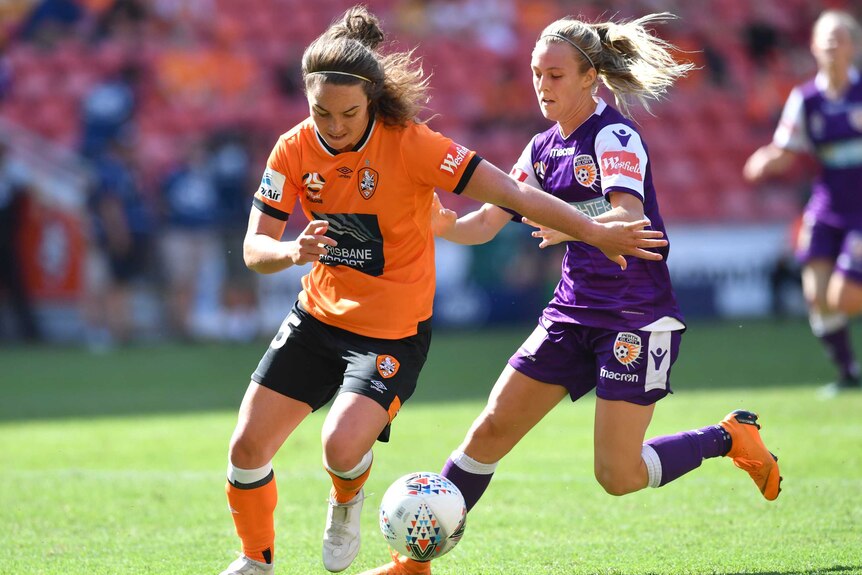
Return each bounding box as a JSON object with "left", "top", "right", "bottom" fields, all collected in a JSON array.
[
  {"left": 327, "top": 463, "right": 372, "bottom": 502},
  {"left": 226, "top": 471, "right": 278, "bottom": 564},
  {"left": 326, "top": 450, "right": 373, "bottom": 503}
]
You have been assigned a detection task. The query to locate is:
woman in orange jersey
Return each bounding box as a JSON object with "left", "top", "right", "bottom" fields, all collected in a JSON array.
[{"left": 218, "top": 6, "right": 667, "bottom": 575}]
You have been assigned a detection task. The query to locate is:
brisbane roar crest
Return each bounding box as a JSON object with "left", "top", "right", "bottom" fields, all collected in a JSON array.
[
  {"left": 377, "top": 354, "right": 400, "bottom": 378},
  {"left": 358, "top": 167, "right": 379, "bottom": 199}
]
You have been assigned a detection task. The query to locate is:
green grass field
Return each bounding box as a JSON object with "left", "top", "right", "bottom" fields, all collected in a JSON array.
[{"left": 2, "top": 318, "right": 861, "bottom": 574}]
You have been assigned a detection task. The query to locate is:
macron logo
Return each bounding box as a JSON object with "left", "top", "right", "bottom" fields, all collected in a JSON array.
[
  {"left": 612, "top": 129, "right": 632, "bottom": 147},
  {"left": 439, "top": 144, "right": 469, "bottom": 175}
]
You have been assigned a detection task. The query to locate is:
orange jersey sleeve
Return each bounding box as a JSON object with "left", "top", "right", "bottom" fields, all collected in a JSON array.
[
  {"left": 400, "top": 123, "right": 480, "bottom": 194},
  {"left": 252, "top": 128, "right": 304, "bottom": 221}
]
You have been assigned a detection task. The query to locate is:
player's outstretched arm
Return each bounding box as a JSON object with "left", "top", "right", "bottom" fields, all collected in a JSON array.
[
  {"left": 460, "top": 160, "right": 666, "bottom": 268},
  {"left": 743, "top": 144, "right": 797, "bottom": 183},
  {"left": 243, "top": 209, "right": 337, "bottom": 274},
  {"left": 432, "top": 193, "right": 511, "bottom": 245}
]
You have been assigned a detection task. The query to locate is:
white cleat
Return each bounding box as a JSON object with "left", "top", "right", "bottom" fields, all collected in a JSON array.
[
  {"left": 322, "top": 488, "right": 365, "bottom": 572},
  {"left": 218, "top": 555, "right": 274, "bottom": 575}
]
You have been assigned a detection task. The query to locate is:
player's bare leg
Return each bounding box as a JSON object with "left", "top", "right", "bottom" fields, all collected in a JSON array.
[
  {"left": 321, "top": 392, "right": 388, "bottom": 572},
  {"left": 357, "top": 367, "right": 566, "bottom": 575},
  {"left": 593, "top": 398, "right": 655, "bottom": 495},
  {"left": 818, "top": 270, "right": 862, "bottom": 395},
  {"left": 804, "top": 260, "right": 861, "bottom": 395},
  {"left": 222, "top": 383, "right": 312, "bottom": 574},
  {"left": 596, "top": 398, "right": 782, "bottom": 501}
]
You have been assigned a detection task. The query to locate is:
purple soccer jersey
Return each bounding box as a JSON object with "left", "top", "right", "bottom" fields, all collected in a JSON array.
[
  {"left": 776, "top": 69, "right": 862, "bottom": 228},
  {"left": 510, "top": 99, "right": 683, "bottom": 332}
]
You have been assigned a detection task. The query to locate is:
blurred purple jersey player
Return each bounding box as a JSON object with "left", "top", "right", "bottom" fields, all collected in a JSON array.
[
  {"left": 362, "top": 12, "right": 782, "bottom": 575},
  {"left": 745, "top": 10, "right": 862, "bottom": 396}
]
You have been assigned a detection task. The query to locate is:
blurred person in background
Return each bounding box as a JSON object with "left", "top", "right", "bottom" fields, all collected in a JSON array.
[
  {"left": 158, "top": 138, "right": 225, "bottom": 341},
  {"left": 217, "top": 6, "right": 668, "bottom": 575},
  {"left": 362, "top": 12, "right": 782, "bottom": 575},
  {"left": 17, "top": 0, "right": 87, "bottom": 46},
  {"left": 744, "top": 10, "right": 862, "bottom": 396},
  {"left": 210, "top": 133, "right": 259, "bottom": 342},
  {"left": 80, "top": 62, "right": 139, "bottom": 159},
  {"left": 84, "top": 135, "right": 152, "bottom": 348},
  {"left": 0, "top": 140, "right": 41, "bottom": 342}
]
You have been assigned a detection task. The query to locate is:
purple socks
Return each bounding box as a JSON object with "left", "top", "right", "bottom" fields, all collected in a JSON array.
[
  {"left": 643, "top": 425, "right": 731, "bottom": 487},
  {"left": 819, "top": 325, "right": 860, "bottom": 382},
  {"left": 441, "top": 451, "right": 498, "bottom": 511}
]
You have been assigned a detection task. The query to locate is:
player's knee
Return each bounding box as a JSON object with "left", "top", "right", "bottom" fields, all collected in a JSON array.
[
  {"left": 594, "top": 464, "right": 638, "bottom": 496},
  {"left": 321, "top": 432, "right": 363, "bottom": 472},
  {"left": 466, "top": 414, "right": 510, "bottom": 450},
  {"left": 229, "top": 434, "right": 271, "bottom": 469}
]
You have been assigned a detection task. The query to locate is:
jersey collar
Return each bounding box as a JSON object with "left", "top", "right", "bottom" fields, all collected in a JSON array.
[
  {"left": 814, "top": 66, "right": 859, "bottom": 94},
  {"left": 314, "top": 117, "right": 376, "bottom": 156},
  {"left": 557, "top": 98, "right": 606, "bottom": 140}
]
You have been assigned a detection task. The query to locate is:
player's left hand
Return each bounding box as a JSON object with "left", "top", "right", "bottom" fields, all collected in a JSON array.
[
  {"left": 522, "top": 217, "right": 574, "bottom": 248},
  {"left": 593, "top": 219, "right": 667, "bottom": 269}
]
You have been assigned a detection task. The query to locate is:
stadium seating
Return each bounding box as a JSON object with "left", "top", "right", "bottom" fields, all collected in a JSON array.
[{"left": 0, "top": 0, "right": 855, "bottom": 221}]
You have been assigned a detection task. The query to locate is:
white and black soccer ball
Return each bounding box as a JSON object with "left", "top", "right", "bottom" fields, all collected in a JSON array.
[{"left": 378, "top": 472, "right": 467, "bottom": 562}]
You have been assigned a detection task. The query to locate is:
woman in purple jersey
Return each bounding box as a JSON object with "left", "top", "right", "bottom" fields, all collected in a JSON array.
[
  {"left": 745, "top": 11, "right": 862, "bottom": 396},
  {"left": 361, "top": 12, "right": 782, "bottom": 575}
]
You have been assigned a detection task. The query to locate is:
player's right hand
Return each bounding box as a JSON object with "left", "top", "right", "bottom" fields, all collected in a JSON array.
[
  {"left": 431, "top": 192, "right": 457, "bottom": 237},
  {"left": 290, "top": 220, "right": 337, "bottom": 265}
]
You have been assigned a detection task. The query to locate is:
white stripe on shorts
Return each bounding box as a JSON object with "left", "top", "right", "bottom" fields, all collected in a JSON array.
[{"left": 644, "top": 331, "right": 672, "bottom": 392}]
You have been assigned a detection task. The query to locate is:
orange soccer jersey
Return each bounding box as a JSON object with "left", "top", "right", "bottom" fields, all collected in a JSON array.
[{"left": 253, "top": 118, "right": 479, "bottom": 339}]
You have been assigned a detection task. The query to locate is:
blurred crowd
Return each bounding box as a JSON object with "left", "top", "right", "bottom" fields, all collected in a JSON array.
[{"left": 0, "top": 0, "right": 859, "bottom": 345}]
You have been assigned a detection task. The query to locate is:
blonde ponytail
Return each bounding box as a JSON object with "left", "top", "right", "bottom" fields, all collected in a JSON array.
[{"left": 539, "top": 13, "right": 695, "bottom": 117}]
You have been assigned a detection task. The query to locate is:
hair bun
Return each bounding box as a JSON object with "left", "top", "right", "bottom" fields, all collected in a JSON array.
[{"left": 329, "top": 6, "right": 385, "bottom": 49}]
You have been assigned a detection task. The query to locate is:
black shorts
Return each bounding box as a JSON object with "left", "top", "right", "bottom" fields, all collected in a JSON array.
[{"left": 251, "top": 301, "right": 432, "bottom": 442}]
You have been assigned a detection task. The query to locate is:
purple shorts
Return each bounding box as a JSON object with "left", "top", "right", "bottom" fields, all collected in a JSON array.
[
  {"left": 796, "top": 216, "right": 862, "bottom": 283},
  {"left": 508, "top": 319, "right": 683, "bottom": 406}
]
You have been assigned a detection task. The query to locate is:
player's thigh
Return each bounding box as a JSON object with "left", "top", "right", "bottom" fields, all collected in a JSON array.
[
  {"left": 252, "top": 303, "right": 348, "bottom": 411},
  {"left": 331, "top": 317, "right": 433, "bottom": 445},
  {"left": 322, "top": 392, "right": 391, "bottom": 470},
  {"left": 230, "top": 382, "right": 313, "bottom": 467},
  {"left": 461, "top": 364, "right": 567, "bottom": 462},
  {"left": 593, "top": 397, "right": 655, "bottom": 473},
  {"left": 802, "top": 259, "right": 836, "bottom": 310},
  {"left": 828, "top": 272, "right": 862, "bottom": 315}
]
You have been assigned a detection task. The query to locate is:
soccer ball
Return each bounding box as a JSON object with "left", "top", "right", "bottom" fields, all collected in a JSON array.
[{"left": 378, "top": 472, "right": 467, "bottom": 561}]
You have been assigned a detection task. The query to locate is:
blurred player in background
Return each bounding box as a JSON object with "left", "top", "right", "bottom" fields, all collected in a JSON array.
[
  {"left": 744, "top": 10, "right": 862, "bottom": 396},
  {"left": 217, "top": 6, "right": 668, "bottom": 575},
  {"left": 0, "top": 140, "right": 41, "bottom": 342},
  {"left": 361, "top": 12, "right": 782, "bottom": 575}
]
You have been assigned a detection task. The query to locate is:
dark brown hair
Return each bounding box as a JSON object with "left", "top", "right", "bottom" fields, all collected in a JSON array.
[{"left": 302, "top": 5, "right": 430, "bottom": 126}]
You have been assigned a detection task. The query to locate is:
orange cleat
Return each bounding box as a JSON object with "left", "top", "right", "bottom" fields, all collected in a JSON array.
[
  {"left": 719, "top": 410, "right": 782, "bottom": 501},
  {"left": 354, "top": 550, "right": 431, "bottom": 575}
]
